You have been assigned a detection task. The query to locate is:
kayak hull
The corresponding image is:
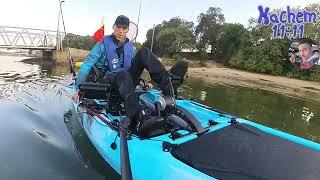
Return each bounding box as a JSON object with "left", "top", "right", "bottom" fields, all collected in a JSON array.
[
  {"left": 73, "top": 88, "right": 320, "bottom": 179},
  {"left": 73, "top": 103, "right": 213, "bottom": 180}
]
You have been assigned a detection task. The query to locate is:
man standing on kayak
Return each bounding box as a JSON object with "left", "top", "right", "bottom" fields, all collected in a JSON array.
[{"left": 74, "top": 15, "right": 175, "bottom": 132}]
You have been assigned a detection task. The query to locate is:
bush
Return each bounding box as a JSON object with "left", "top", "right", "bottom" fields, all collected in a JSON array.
[
  {"left": 217, "top": 23, "right": 251, "bottom": 65},
  {"left": 173, "top": 54, "right": 182, "bottom": 61},
  {"left": 309, "top": 67, "right": 320, "bottom": 81},
  {"left": 62, "top": 33, "right": 95, "bottom": 50},
  {"left": 229, "top": 50, "right": 245, "bottom": 68},
  {"left": 199, "top": 51, "right": 209, "bottom": 61},
  {"left": 228, "top": 39, "right": 287, "bottom": 75}
]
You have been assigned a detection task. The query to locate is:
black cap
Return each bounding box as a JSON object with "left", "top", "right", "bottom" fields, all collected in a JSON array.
[{"left": 114, "top": 15, "right": 130, "bottom": 27}]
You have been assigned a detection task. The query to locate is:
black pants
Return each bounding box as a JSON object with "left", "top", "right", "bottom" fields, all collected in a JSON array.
[{"left": 109, "top": 48, "right": 168, "bottom": 119}]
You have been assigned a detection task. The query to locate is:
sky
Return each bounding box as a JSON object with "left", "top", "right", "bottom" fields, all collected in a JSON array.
[{"left": 0, "top": 0, "right": 319, "bottom": 43}]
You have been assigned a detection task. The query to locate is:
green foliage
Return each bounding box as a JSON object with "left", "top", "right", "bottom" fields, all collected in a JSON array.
[
  {"left": 62, "top": 33, "right": 96, "bottom": 50},
  {"left": 172, "top": 54, "right": 182, "bottom": 61},
  {"left": 309, "top": 67, "right": 320, "bottom": 81},
  {"left": 156, "top": 26, "right": 195, "bottom": 57},
  {"left": 302, "top": 3, "right": 320, "bottom": 43},
  {"left": 143, "top": 24, "right": 162, "bottom": 54},
  {"left": 229, "top": 39, "right": 291, "bottom": 75},
  {"left": 143, "top": 17, "right": 195, "bottom": 56},
  {"left": 195, "top": 7, "right": 225, "bottom": 53},
  {"left": 229, "top": 49, "right": 245, "bottom": 68},
  {"left": 199, "top": 51, "right": 209, "bottom": 61},
  {"left": 217, "top": 23, "right": 250, "bottom": 65},
  {"left": 134, "top": 42, "right": 143, "bottom": 52},
  {"left": 285, "top": 66, "right": 320, "bottom": 81},
  {"left": 162, "top": 17, "right": 194, "bottom": 29}
]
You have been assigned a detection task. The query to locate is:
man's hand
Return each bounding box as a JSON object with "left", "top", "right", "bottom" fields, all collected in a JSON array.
[
  {"left": 72, "top": 90, "right": 79, "bottom": 102},
  {"left": 144, "top": 82, "right": 153, "bottom": 90},
  {"left": 290, "top": 55, "right": 296, "bottom": 64},
  {"left": 139, "top": 80, "right": 153, "bottom": 90}
]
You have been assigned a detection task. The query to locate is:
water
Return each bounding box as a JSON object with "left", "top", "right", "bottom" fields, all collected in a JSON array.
[
  {"left": 179, "top": 81, "right": 320, "bottom": 142},
  {"left": 0, "top": 55, "right": 319, "bottom": 179}
]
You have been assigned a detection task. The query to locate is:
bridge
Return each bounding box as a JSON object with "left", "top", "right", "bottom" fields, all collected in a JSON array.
[
  {"left": 0, "top": 0, "right": 73, "bottom": 62},
  {"left": 0, "top": 26, "right": 65, "bottom": 50}
]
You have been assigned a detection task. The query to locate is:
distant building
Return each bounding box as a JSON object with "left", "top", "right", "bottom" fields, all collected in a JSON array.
[{"left": 181, "top": 45, "right": 212, "bottom": 53}]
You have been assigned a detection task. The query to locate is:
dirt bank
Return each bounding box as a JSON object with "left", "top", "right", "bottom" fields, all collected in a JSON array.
[{"left": 187, "top": 62, "right": 320, "bottom": 102}]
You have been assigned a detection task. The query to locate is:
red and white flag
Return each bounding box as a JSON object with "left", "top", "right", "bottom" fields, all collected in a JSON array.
[{"left": 93, "top": 19, "right": 104, "bottom": 42}]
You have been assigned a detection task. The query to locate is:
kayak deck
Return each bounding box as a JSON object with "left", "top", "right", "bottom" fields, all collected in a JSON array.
[{"left": 171, "top": 123, "right": 320, "bottom": 180}]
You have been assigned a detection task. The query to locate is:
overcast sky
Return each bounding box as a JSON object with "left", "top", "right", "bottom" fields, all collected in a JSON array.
[{"left": 0, "top": 0, "right": 318, "bottom": 43}]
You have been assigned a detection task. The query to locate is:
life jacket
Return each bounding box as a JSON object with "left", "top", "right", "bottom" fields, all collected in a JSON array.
[{"left": 103, "top": 35, "right": 134, "bottom": 74}]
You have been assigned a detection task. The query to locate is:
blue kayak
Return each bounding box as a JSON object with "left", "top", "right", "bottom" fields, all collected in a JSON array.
[{"left": 73, "top": 87, "right": 320, "bottom": 180}]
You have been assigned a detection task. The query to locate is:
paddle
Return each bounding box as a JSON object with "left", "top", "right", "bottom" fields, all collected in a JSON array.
[
  {"left": 119, "top": 117, "right": 133, "bottom": 180},
  {"left": 79, "top": 107, "right": 133, "bottom": 180}
]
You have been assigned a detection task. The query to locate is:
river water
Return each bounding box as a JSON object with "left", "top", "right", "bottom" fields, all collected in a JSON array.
[{"left": 0, "top": 55, "right": 319, "bottom": 179}]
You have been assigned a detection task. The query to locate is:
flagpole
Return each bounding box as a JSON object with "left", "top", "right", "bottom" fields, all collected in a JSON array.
[
  {"left": 151, "top": 24, "right": 155, "bottom": 52},
  {"left": 135, "top": 0, "right": 142, "bottom": 43},
  {"left": 56, "top": 0, "right": 63, "bottom": 50}
]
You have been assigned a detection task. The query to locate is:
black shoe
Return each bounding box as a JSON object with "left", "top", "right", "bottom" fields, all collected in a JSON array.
[
  {"left": 169, "top": 58, "right": 188, "bottom": 78},
  {"left": 169, "top": 59, "right": 188, "bottom": 95}
]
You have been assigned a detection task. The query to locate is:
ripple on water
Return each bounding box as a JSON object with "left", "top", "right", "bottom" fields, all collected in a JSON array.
[{"left": 0, "top": 56, "right": 104, "bottom": 179}]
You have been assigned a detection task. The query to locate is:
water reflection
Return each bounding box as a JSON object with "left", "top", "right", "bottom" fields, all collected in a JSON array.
[
  {"left": 200, "top": 90, "right": 207, "bottom": 101},
  {"left": 302, "top": 107, "right": 314, "bottom": 125},
  {"left": 0, "top": 56, "right": 104, "bottom": 179},
  {"left": 179, "top": 79, "right": 320, "bottom": 142},
  {"left": 63, "top": 109, "right": 120, "bottom": 179}
]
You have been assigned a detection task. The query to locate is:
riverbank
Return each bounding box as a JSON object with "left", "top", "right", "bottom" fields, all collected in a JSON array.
[
  {"left": 186, "top": 61, "right": 320, "bottom": 102},
  {"left": 51, "top": 49, "right": 320, "bottom": 102}
]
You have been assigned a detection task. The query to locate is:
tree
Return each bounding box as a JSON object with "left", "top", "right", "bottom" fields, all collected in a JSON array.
[
  {"left": 195, "top": 7, "right": 225, "bottom": 54},
  {"left": 217, "top": 23, "right": 251, "bottom": 64},
  {"left": 162, "top": 17, "right": 194, "bottom": 29},
  {"left": 156, "top": 26, "right": 195, "bottom": 56},
  {"left": 143, "top": 24, "right": 162, "bottom": 54},
  {"left": 134, "top": 42, "right": 143, "bottom": 52},
  {"left": 62, "top": 33, "right": 95, "bottom": 50},
  {"left": 303, "top": 3, "right": 320, "bottom": 43},
  {"left": 143, "top": 17, "right": 195, "bottom": 56}
]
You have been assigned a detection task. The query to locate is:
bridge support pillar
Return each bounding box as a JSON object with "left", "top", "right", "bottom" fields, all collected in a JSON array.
[
  {"left": 52, "top": 49, "right": 68, "bottom": 63},
  {"left": 42, "top": 50, "right": 53, "bottom": 60}
]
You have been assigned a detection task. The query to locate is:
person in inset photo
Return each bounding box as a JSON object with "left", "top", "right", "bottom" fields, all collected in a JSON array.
[{"left": 290, "top": 38, "right": 319, "bottom": 71}]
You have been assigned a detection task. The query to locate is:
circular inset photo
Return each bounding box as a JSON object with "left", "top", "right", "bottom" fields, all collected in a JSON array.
[{"left": 289, "top": 38, "right": 319, "bottom": 71}]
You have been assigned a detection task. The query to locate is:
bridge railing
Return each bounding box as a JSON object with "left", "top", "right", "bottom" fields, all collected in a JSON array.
[{"left": 0, "top": 26, "right": 65, "bottom": 50}]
